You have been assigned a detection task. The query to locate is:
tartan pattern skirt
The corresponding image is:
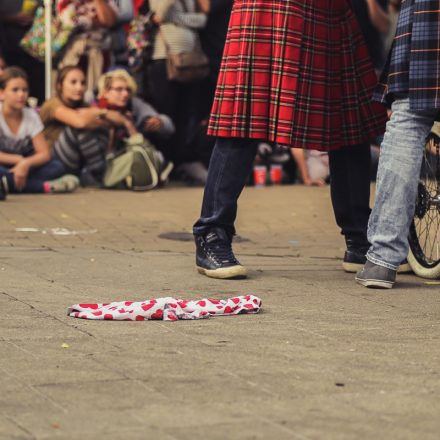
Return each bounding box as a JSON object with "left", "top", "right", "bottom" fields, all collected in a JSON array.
[{"left": 207, "top": 0, "right": 387, "bottom": 151}]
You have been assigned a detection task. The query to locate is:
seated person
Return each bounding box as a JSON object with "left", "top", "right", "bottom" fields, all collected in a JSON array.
[
  {"left": 0, "top": 67, "right": 78, "bottom": 199},
  {"left": 96, "top": 69, "right": 175, "bottom": 183},
  {"left": 40, "top": 65, "right": 131, "bottom": 185},
  {"left": 96, "top": 68, "right": 175, "bottom": 152}
]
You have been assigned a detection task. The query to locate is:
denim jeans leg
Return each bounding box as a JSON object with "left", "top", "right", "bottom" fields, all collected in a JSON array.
[
  {"left": 23, "top": 160, "right": 67, "bottom": 194},
  {"left": 193, "top": 137, "right": 258, "bottom": 238},
  {"left": 367, "top": 97, "right": 437, "bottom": 270},
  {"left": 0, "top": 165, "right": 14, "bottom": 192}
]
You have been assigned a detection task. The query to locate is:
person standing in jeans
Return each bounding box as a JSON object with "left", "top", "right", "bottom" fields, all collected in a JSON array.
[
  {"left": 192, "top": 0, "right": 387, "bottom": 279},
  {"left": 356, "top": 0, "right": 440, "bottom": 289}
]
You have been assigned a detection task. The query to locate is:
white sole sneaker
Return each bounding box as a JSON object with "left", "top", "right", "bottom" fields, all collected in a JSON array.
[
  {"left": 355, "top": 277, "right": 394, "bottom": 289},
  {"left": 48, "top": 174, "right": 80, "bottom": 193},
  {"left": 197, "top": 265, "right": 247, "bottom": 279},
  {"left": 344, "top": 261, "right": 412, "bottom": 274}
]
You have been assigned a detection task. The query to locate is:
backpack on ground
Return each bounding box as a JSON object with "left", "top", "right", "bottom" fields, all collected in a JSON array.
[{"left": 103, "top": 133, "right": 172, "bottom": 191}]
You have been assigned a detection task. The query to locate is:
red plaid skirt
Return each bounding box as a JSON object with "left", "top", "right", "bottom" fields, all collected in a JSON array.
[{"left": 207, "top": 0, "right": 387, "bottom": 151}]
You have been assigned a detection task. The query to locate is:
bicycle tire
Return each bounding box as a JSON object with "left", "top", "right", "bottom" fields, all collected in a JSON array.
[{"left": 407, "top": 133, "right": 440, "bottom": 279}]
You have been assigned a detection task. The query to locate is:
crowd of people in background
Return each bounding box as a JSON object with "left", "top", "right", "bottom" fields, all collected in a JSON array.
[{"left": 0, "top": 0, "right": 401, "bottom": 199}]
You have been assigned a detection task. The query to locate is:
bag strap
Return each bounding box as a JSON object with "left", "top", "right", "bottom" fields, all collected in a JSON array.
[{"left": 106, "top": 127, "right": 116, "bottom": 155}]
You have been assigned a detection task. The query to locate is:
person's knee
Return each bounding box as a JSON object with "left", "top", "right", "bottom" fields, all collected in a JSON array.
[{"left": 43, "top": 159, "right": 67, "bottom": 179}]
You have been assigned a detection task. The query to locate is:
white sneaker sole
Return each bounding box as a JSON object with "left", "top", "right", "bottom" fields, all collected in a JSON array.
[
  {"left": 355, "top": 277, "right": 394, "bottom": 289},
  {"left": 342, "top": 261, "right": 364, "bottom": 273},
  {"left": 344, "top": 261, "right": 412, "bottom": 274},
  {"left": 197, "top": 265, "right": 247, "bottom": 279}
]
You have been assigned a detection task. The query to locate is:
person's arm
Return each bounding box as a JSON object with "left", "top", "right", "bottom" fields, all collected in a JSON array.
[
  {"left": 0, "top": 151, "right": 23, "bottom": 166},
  {"left": 366, "top": 0, "right": 390, "bottom": 34},
  {"left": 172, "top": 11, "right": 207, "bottom": 28},
  {"left": 94, "top": 0, "right": 118, "bottom": 27},
  {"left": 132, "top": 97, "right": 175, "bottom": 138},
  {"left": 53, "top": 105, "right": 109, "bottom": 130},
  {"left": 143, "top": 115, "right": 175, "bottom": 138},
  {"left": 10, "top": 132, "right": 51, "bottom": 190},
  {"left": 154, "top": 114, "right": 175, "bottom": 138},
  {"left": 152, "top": 0, "right": 207, "bottom": 28},
  {"left": 150, "top": 0, "right": 175, "bottom": 24},
  {"left": 196, "top": 0, "right": 210, "bottom": 14},
  {"left": 291, "top": 148, "right": 325, "bottom": 187},
  {"left": 388, "top": 0, "right": 401, "bottom": 12},
  {"left": 103, "top": 110, "right": 138, "bottom": 136}
]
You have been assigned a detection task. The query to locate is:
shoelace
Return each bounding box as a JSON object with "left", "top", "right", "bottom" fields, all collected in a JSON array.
[{"left": 206, "top": 240, "right": 238, "bottom": 264}]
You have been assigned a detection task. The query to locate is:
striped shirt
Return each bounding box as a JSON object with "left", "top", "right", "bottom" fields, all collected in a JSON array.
[{"left": 149, "top": 0, "right": 207, "bottom": 60}]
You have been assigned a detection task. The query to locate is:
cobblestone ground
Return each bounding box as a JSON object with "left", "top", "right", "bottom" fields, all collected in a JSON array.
[{"left": 0, "top": 185, "right": 439, "bottom": 440}]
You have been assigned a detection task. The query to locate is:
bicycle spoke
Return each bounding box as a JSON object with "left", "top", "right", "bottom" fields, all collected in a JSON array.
[{"left": 409, "top": 139, "right": 440, "bottom": 269}]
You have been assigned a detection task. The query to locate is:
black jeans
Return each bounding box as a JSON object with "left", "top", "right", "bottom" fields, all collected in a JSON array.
[
  {"left": 328, "top": 143, "right": 371, "bottom": 246},
  {"left": 193, "top": 137, "right": 371, "bottom": 246},
  {"left": 147, "top": 60, "right": 201, "bottom": 165}
]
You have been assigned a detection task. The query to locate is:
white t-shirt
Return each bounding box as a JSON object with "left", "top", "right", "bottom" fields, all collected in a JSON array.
[{"left": 0, "top": 102, "right": 44, "bottom": 156}]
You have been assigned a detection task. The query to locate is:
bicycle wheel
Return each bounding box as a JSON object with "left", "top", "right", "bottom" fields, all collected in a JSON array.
[{"left": 407, "top": 132, "right": 440, "bottom": 278}]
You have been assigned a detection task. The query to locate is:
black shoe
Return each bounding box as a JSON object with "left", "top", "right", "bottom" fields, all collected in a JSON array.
[
  {"left": 342, "top": 237, "right": 369, "bottom": 273},
  {"left": 342, "top": 248, "right": 367, "bottom": 273},
  {"left": 397, "top": 260, "right": 412, "bottom": 274},
  {"left": 0, "top": 176, "right": 8, "bottom": 201},
  {"left": 195, "top": 228, "right": 247, "bottom": 279},
  {"left": 355, "top": 260, "right": 396, "bottom": 289}
]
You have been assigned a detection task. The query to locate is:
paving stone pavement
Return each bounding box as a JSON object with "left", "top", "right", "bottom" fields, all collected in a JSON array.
[{"left": 0, "top": 185, "right": 439, "bottom": 440}]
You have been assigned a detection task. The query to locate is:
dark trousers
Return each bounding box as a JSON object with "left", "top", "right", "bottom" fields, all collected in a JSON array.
[
  {"left": 193, "top": 137, "right": 371, "bottom": 246},
  {"left": 328, "top": 143, "right": 371, "bottom": 246},
  {"left": 0, "top": 160, "right": 66, "bottom": 193},
  {"left": 147, "top": 60, "right": 201, "bottom": 164}
]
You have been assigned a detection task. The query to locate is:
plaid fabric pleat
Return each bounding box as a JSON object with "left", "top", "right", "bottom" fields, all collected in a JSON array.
[
  {"left": 207, "top": 0, "right": 387, "bottom": 151},
  {"left": 374, "top": 0, "right": 440, "bottom": 110}
]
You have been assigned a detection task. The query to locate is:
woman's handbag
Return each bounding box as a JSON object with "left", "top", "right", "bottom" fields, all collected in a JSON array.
[
  {"left": 20, "top": 4, "right": 75, "bottom": 61},
  {"left": 160, "top": 0, "right": 210, "bottom": 82},
  {"left": 165, "top": 48, "right": 210, "bottom": 83}
]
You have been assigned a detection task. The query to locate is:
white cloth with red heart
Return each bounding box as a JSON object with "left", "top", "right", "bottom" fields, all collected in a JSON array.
[{"left": 67, "top": 295, "right": 262, "bottom": 321}]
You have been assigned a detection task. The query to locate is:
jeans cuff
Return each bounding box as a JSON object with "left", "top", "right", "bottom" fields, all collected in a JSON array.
[{"left": 366, "top": 253, "right": 398, "bottom": 271}]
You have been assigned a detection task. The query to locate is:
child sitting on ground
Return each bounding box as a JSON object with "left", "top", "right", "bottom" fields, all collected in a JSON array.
[
  {"left": 40, "top": 65, "right": 121, "bottom": 186},
  {"left": 0, "top": 66, "right": 79, "bottom": 200}
]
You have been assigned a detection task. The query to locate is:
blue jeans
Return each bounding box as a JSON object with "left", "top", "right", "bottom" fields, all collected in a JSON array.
[
  {"left": 193, "top": 137, "right": 258, "bottom": 238},
  {"left": 367, "top": 97, "right": 437, "bottom": 270},
  {"left": 193, "top": 137, "right": 372, "bottom": 243},
  {"left": 0, "top": 159, "right": 66, "bottom": 193}
]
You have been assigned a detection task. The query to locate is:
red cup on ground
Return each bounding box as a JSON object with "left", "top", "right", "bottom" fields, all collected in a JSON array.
[
  {"left": 253, "top": 165, "right": 267, "bottom": 186},
  {"left": 270, "top": 164, "right": 282, "bottom": 185}
]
